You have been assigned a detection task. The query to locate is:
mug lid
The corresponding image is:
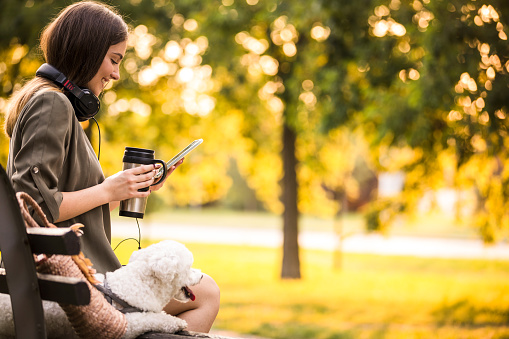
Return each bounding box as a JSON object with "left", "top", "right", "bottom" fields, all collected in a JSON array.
[
  {"left": 124, "top": 147, "right": 155, "bottom": 154},
  {"left": 123, "top": 147, "right": 155, "bottom": 160}
]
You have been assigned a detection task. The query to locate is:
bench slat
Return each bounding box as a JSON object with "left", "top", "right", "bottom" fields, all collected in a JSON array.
[
  {"left": 0, "top": 269, "right": 90, "bottom": 305},
  {"left": 37, "top": 273, "right": 90, "bottom": 305},
  {"left": 26, "top": 227, "right": 81, "bottom": 255}
]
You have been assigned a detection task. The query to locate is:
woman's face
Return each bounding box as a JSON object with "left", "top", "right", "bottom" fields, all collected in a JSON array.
[{"left": 86, "top": 40, "right": 127, "bottom": 96}]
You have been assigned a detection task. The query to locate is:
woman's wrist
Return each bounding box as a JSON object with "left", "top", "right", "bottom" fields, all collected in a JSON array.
[{"left": 99, "top": 180, "right": 114, "bottom": 204}]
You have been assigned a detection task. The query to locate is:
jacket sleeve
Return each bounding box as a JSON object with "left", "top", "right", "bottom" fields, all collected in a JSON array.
[{"left": 10, "top": 91, "right": 74, "bottom": 222}]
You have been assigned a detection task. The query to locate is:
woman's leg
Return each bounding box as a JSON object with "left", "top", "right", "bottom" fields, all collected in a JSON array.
[{"left": 163, "top": 273, "right": 220, "bottom": 332}]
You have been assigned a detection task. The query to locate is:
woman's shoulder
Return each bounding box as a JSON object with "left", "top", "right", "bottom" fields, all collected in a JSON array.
[
  {"left": 23, "top": 89, "right": 74, "bottom": 120},
  {"left": 30, "top": 89, "right": 72, "bottom": 109}
]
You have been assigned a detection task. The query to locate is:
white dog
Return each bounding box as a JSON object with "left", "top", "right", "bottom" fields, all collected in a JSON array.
[
  {"left": 106, "top": 239, "right": 203, "bottom": 338},
  {"left": 0, "top": 240, "right": 203, "bottom": 339}
]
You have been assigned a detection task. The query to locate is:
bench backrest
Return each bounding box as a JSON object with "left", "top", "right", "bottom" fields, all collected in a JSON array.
[{"left": 0, "top": 164, "right": 90, "bottom": 339}]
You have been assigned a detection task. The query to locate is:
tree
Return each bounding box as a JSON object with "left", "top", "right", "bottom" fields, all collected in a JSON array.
[{"left": 353, "top": 0, "right": 509, "bottom": 242}]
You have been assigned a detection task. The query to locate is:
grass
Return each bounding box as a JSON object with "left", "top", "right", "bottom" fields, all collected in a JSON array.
[{"left": 113, "top": 240, "right": 509, "bottom": 339}]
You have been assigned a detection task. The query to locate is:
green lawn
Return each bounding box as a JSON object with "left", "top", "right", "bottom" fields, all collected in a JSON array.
[{"left": 113, "top": 240, "right": 509, "bottom": 339}]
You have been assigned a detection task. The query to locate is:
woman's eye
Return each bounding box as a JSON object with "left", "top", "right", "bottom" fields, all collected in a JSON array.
[{"left": 111, "top": 59, "right": 119, "bottom": 65}]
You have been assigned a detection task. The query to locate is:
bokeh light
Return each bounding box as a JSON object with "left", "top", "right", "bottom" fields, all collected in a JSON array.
[{"left": 310, "top": 24, "right": 331, "bottom": 42}]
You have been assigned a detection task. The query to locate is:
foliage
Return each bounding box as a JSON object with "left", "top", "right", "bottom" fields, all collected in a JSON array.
[{"left": 353, "top": 0, "right": 509, "bottom": 242}]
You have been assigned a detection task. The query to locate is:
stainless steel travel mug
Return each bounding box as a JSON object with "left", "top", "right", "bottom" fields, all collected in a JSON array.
[{"left": 119, "top": 147, "right": 167, "bottom": 218}]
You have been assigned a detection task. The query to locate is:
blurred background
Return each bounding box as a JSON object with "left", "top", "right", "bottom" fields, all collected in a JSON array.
[{"left": 2, "top": 0, "right": 509, "bottom": 338}]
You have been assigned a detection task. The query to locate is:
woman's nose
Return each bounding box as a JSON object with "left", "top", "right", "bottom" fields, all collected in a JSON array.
[{"left": 111, "top": 67, "right": 120, "bottom": 80}]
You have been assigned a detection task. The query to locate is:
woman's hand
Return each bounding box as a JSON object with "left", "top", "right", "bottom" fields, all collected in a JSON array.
[
  {"left": 102, "top": 164, "right": 159, "bottom": 202},
  {"left": 149, "top": 158, "right": 184, "bottom": 192}
]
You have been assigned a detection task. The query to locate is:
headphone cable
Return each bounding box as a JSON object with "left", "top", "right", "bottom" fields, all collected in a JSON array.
[
  {"left": 91, "top": 117, "right": 101, "bottom": 160},
  {"left": 113, "top": 218, "right": 142, "bottom": 251}
]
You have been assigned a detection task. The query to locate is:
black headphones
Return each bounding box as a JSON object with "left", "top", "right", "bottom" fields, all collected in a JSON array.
[{"left": 36, "top": 63, "right": 100, "bottom": 122}]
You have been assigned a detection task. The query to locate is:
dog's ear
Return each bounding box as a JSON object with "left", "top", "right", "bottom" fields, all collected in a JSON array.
[{"left": 149, "top": 255, "right": 178, "bottom": 281}]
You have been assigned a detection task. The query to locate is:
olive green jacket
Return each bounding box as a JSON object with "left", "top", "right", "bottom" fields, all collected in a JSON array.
[{"left": 7, "top": 90, "right": 121, "bottom": 274}]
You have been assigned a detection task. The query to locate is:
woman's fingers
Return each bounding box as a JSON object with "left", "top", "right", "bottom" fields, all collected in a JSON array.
[
  {"left": 137, "top": 169, "right": 157, "bottom": 183},
  {"left": 125, "top": 160, "right": 182, "bottom": 194},
  {"left": 130, "top": 164, "right": 159, "bottom": 175},
  {"left": 127, "top": 164, "right": 163, "bottom": 184}
]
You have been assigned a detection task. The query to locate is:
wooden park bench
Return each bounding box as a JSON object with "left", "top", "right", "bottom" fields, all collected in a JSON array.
[{"left": 0, "top": 164, "right": 237, "bottom": 339}]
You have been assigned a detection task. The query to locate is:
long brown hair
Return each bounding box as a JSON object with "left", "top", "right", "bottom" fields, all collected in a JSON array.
[{"left": 5, "top": 1, "right": 128, "bottom": 137}]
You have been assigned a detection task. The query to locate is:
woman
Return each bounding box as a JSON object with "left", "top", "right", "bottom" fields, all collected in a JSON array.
[{"left": 4, "top": 1, "right": 219, "bottom": 332}]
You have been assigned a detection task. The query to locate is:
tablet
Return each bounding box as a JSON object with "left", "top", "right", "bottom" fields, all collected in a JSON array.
[{"left": 155, "top": 139, "right": 203, "bottom": 178}]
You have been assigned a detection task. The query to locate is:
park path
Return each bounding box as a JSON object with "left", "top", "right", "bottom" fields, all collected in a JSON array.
[{"left": 111, "top": 220, "right": 509, "bottom": 260}]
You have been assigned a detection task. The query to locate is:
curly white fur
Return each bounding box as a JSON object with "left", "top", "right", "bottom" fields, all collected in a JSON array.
[
  {"left": 124, "top": 312, "right": 188, "bottom": 339},
  {"left": 107, "top": 239, "right": 203, "bottom": 313},
  {"left": 111, "top": 240, "right": 203, "bottom": 338},
  {"left": 0, "top": 240, "right": 202, "bottom": 339}
]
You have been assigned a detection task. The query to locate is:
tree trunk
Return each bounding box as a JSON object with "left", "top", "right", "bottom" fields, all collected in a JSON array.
[
  {"left": 333, "top": 190, "right": 348, "bottom": 270},
  {"left": 280, "top": 121, "right": 301, "bottom": 279}
]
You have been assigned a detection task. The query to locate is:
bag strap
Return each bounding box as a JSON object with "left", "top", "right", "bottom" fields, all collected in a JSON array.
[{"left": 16, "top": 192, "right": 54, "bottom": 229}]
